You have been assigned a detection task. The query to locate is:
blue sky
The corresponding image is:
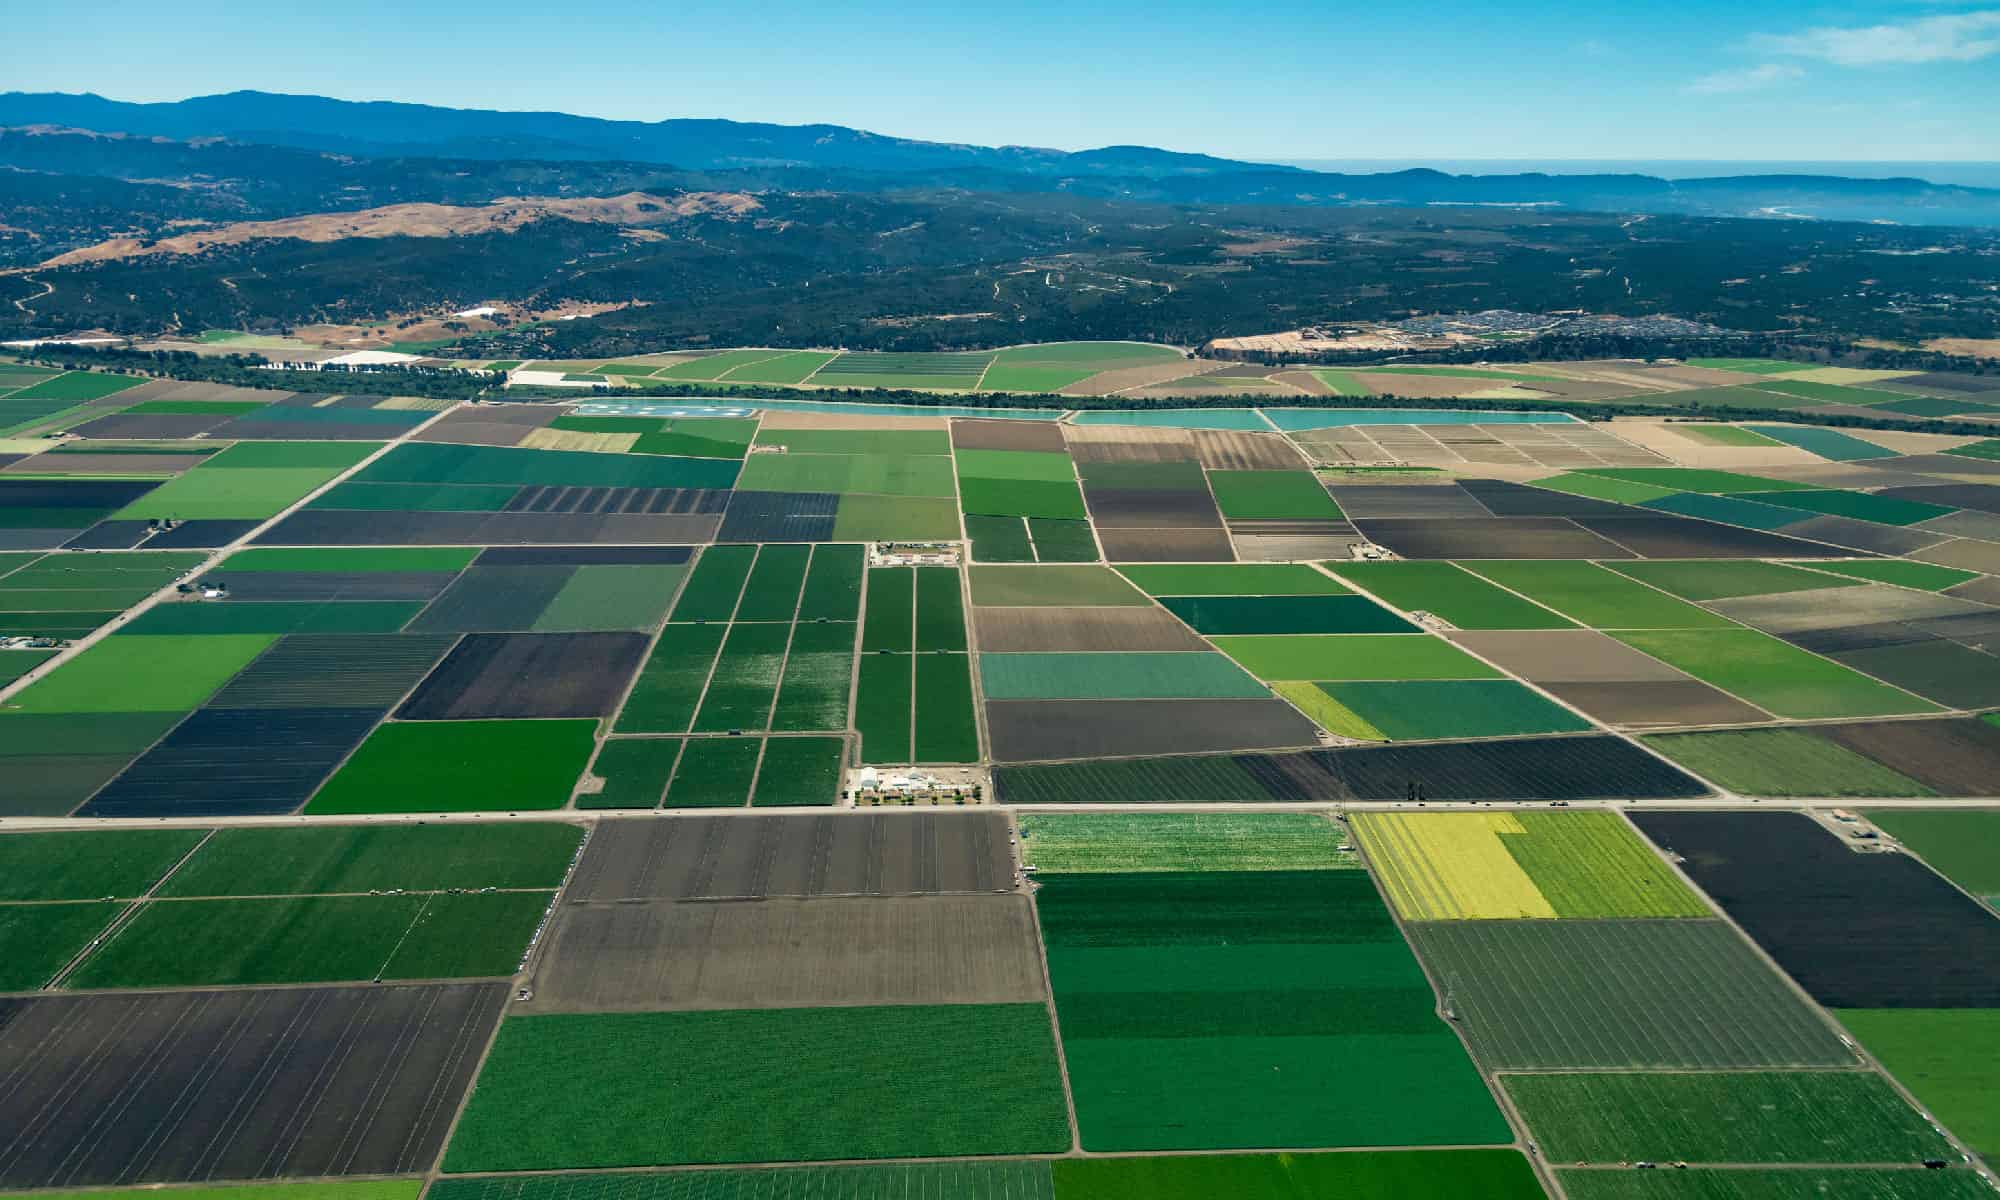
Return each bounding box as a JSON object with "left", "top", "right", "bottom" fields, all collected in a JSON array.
[{"left": 6, "top": 0, "right": 1997, "bottom": 161}]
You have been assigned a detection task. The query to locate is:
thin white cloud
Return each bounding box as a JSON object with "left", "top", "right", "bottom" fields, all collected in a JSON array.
[
  {"left": 1752, "top": 10, "right": 2000, "bottom": 65},
  {"left": 1686, "top": 63, "right": 1805, "bottom": 93}
]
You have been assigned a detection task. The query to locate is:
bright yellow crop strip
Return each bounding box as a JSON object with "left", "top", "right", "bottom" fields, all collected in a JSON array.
[
  {"left": 1354, "top": 812, "right": 1556, "bottom": 920},
  {"left": 1274, "top": 682, "right": 1386, "bottom": 741}
]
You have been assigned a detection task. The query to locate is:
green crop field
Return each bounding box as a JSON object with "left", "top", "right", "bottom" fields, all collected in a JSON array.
[
  {"left": 1677, "top": 425, "right": 1786, "bottom": 447},
  {"left": 431, "top": 1164, "right": 1050, "bottom": 1200},
  {"left": 1206, "top": 470, "right": 1344, "bottom": 519},
  {"left": 1040, "top": 869, "right": 1508, "bottom": 1151},
  {"left": 854, "top": 653, "right": 912, "bottom": 763},
  {"left": 1330, "top": 562, "right": 1573, "bottom": 629},
  {"left": 1406, "top": 919, "right": 1855, "bottom": 1069},
  {"left": 220, "top": 546, "right": 478, "bottom": 572},
  {"left": 966, "top": 514, "right": 1033, "bottom": 561},
  {"left": 1018, "top": 812, "right": 1355, "bottom": 872},
  {"left": 862, "top": 566, "right": 914, "bottom": 650},
  {"left": 156, "top": 824, "right": 582, "bottom": 896},
  {"left": 979, "top": 651, "right": 1266, "bottom": 699},
  {"left": 533, "top": 564, "right": 686, "bottom": 632},
  {"left": 582, "top": 737, "right": 681, "bottom": 808},
  {"left": 756, "top": 428, "right": 951, "bottom": 456},
  {"left": 0, "top": 902, "right": 125, "bottom": 990},
  {"left": 1863, "top": 811, "right": 2000, "bottom": 900},
  {"left": 1838, "top": 1009, "right": 2000, "bottom": 1161},
  {"left": 443, "top": 1004, "right": 1070, "bottom": 1170},
  {"left": 115, "top": 467, "right": 351, "bottom": 520},
  {"left": 663, "top": 736, "right": 761, "bottom": 807},
  {"left": 737, "top": 452, "right": 957, "bottom": 498},
  {"left": 1577, "top": 468, "right": 1812, "bottom": 494},
  {"left": 1502, "top": 1070, "right": 1951, "bottom": 1163},
  {"left": 1558, "top": 1169, "right": 1999, "bottom": 1200},
  {"left": 205, "top": 441, "right": 380, "bottom": 469},
  {"left": 11, "top": 634, "right": 275, "bottom": 713},
  {"left": 1118, "top": 563, "right": 1348, "bottom": 595},
  {"left": 1052, "top": 1149, "right": 1545, "bottom": 1200},
  {"left": 671, "top": 545, "right": 755, "bottom": 621},
  {"left": 63, "top": 890, "right": 549, "bottom": 988},
  {"left": 770, "top": 620, "right": 856, "bottom": 730},
  {"left": 957, "top": 476, "right": 1088, "bottom": 520},
  {"left": 736, "top": 540, "right": 804, "bottom": 620},
  {"left": 797, "top": 543, "right": 864, "bottom": 618},
  {"left": 1645, "top": 729, "right": 1934, "bottom": 797},
  {"left": 914, "top": 565, "right": 966, "bottom": 650},
  {"left": 0, "top": 828, "right": 207, "bottom": 900},
  {"left": 1610, "top": 560, "right": 1864, "bottom": 600},
  {"left": 1461, "top": 561, "right": 1734, "bottom": 628},
  {"left": 912, "top": 653, "right": 979, "bottom": 761},
  {"left": 1212, "top": 634, "right": 1501, "bottom": 681},
  {"left": 1320, "top": 679, "right": 1593, "bottom": 740},
  {"left": 1789, "top": 560, "right": 1977, "bottom": 591},
  {"left": 996, "top": 754, "right": 1279, "bottom": 805},
  {"left": 1026, "top": 517, "right": 1098, "bottom": 561},
  {"left": 307, "top": 719, "right": 597, "bottom": 813},
  {"left": 749, "top": 736, "right": 844, "bottom": 806},
  {"left": 969, "top": 564, "right": 1149, "bottom": 606},
  {"left": 1615, "top": 629, "right": 1937, "bottom": 719},
  {"left": 11, "top": 370, "right": 146, "bottom": 401},
  {"left": 1733, "top": 489, "right": 1954, "bottom": 527},
  {"left": 831, "top": 494, "right": 961, "bottom": 540},
  {"left": 614, "top": 624, "right": 727, "bottom": 732},
  {"left": 691, "top": 621, "right": 790, "bottom": 731}
]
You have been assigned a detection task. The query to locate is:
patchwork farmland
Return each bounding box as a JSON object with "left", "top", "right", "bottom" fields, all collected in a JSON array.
[{"left": 3, "top": 351, "right": 2000, "bottom": 1199}]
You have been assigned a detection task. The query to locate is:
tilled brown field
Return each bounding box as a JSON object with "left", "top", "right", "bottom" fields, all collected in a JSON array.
[
  {"left": 0, "top": 983, "right": 505, "bottom": 1188},
  {"left": 1061, "top": 425, "right": 1199, "bottom": 462},
  {"left": 1809, "top": 717, "right": 2000, "bottom": 796},
  {"left": 1096, "top": 527, "right": 1237, "bottom": 562},
  {"left": 564, "top": 811, "right": 1017, "bottom": 901},
  {"left": 1356, "top": 517, "right": 1636, "bottom": 559},
  {"left": 397, "top": 631, "right": 649, "bottom": 719},
  {"left": 1544, "top": 680, "right": 1771, "bottom": 727},
  {"left": 528, "top": 895, "right": 1045, "bottom": 1011},
  {"left": 985, "top": 698, "right": 1319, "bottom": 761},
  {"left": 1191, "top": 429, "right": 1307, "bottom": 469},
  {"left": 1445, "top": 630, "right": 1691, "bottom": 682},
  {"left": 973, "top": 604, "right": 1210, "bottom": 651},
  {"left": 950, "top": 418, "right": 1067, "bottom": 452}
]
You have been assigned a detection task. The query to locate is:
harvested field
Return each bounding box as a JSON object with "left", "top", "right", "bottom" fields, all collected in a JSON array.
[
  {"left": 1643, "top": 728, "right": 1933, "bottom": 797},
  {"left": 1358, "top": 517, "right": 1636, "bottom": 559},
  {"left": 1543, "top": 680, "right": 1771, "bottom": 727},
  {"left": 985, "top": 698, "right": 1319, "bottom": 761},
  {"left": 979, "top": 651, "right": 1265, "bottom": 699},
  {"left": 0, "top": 983, "right": 504, "bottom": 1187},
  {"left": 443, "top": 1003, "right": 1070, "bottom": 1169},
  {"left": 566, "top": 811, "right": 1015, "bottom": 900},
  {"left": 529, "top": 894, "right": 1044, "bottom": 1011},
  {"left": 1632, "top": 811, "right": 2000, "bottom": 1008},
  {"left": 1444, "top": 629, "right": 1690, "bottom": 681},
  {"left": 1038, "top": 869, "right": 1508, "bottom": 1151},
  {"left": 951, "top": 418, "right": 1066, "bottom": 451},
  {"left": 398, "top": 632, "right": 648, "bottom": 719},
  {"left": 1095, "top": 526, "right": 1236, "bottom": 561},
  {"left": 1809, "top": 717, "right": 2000, "bottom": 796},
  {"left": 973, "top": 604, "right": 1208, "bottom": 651},
  {"left": 1355, "top": 811, "right": 1707, "bottom": 920},
  {"left": 79, "top": 706, "right": 386, "bottom": 818},
  {"left": 1191, "top": 429, "right": 1307, "bottom": 469},
  {"left": 1501, "top": 1070, "right": 1952, "bottom": 1164},
  {"left": 1210, "top": 633, "right": 1499, "bottom": 681},
  {"left": 1016, "top": 812, "right": 1355, "bottom": 872},
  {"left": 1405, "top": 918, "right": 1854, "bottom": 1069},
  {"left": 306, "top": 719, "right": 595, "bottom": 813}
]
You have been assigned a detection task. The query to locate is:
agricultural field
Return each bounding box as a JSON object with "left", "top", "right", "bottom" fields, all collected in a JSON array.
[{"left": 5, "top": 365, "right": 2000, "bottom": 1193}]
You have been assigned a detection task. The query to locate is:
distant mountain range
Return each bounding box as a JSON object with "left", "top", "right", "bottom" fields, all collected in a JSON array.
[{"left": 2, "top": 90, "right": 1999, "bottom": 226}]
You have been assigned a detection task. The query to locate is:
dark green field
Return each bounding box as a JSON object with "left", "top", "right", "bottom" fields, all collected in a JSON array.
[
  {"left": 1558, "top": 1169, "right": 1999, "bottom": 1200},
  {"left": 1053, "top": 1149, "right": 1544, "bottom": 1200},
  {"left": 443, "top": 1004, "right": 1070, "bottom": 1170},
  {"left": 306, "top": 719, "right": 597, "bottom": 813},
  {"left": 0, "top": 828, "right": 206, "bottom": 900},
  {"left": 156, "top": 824, "right": 582, "bottom": 895}
]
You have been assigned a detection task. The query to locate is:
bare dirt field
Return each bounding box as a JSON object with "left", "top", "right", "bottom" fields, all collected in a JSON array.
[
  {"left": 564, "top": 811, "right": 1017, "bottom": 901},
  {"left": 974, "top": 604, "right": 1209, "bottom": 651},
  {"left": 1192, "top": 429, "right": 1307, "bottom": 469},
  {"left": 951, "top": 419, "right": 1067, "bottom": 452},
  {"left": 1061, "top": 359, "right": 1217, "bottom": 396},
  {"left": 529, "top": 895, "right": 1045, "bottom": 1011}
]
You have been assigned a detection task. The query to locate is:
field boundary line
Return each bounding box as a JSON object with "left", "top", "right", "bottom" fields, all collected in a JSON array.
[
  {"left": 570, "top": 542, "right": 704, "bottom": 809},
  {"left": 42, "top": 825, "right": 219, "bottom": 990}
]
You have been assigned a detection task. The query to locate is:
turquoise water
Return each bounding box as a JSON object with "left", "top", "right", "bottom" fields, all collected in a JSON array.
[
  {"left": 1069, "top": 408, "right": 1273, "bottom": 430},
  {"left": 1262, "top": 409, "right": 1579, "bottom": 430}
]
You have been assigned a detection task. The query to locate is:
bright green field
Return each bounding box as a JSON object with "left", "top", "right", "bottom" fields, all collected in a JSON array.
[
  {"left": 1645, "top": 729, "right": 1933, "bottom": 797},
  {"left": 1052, "top": 1149, "right": 1545, "bottom": 1200},
  {"left": 11, "top": 370, "right": 146, "bottom": 401},
  {"left": 157, "top": 823, "right": 582, "bottom": 896},
  {"left": 1837, "top": 1008, "right": 2000, "bottom": 1161},
  {"left": 1788, "top": 560, "right": 1978, "bottom": 591},
  {"left": 1460, "top": 560, "right": 1734, "bottom": 628},
  {"left": 220, "top": 546, "right": 478, "bottom": 572},
  {"left": 203, "top": 441, "right": 380, "bottom": 469},
  {"left": 10, "top": 634, "right": 275, "bottom": 713},
  {"left": 443, "top": 1004, "right": 1071, "bottom": 1170},
  {"left": 1689, "top": 358, "right": 1820, "bottom": 374},
  {"left": 1212, "top": 634, "right": 1502, "bottom": 682},
  {"left": 831, "top": 494, "right": 961, "bottom": 540},
  {"left": 1206, "top": 470, "right": 1344, "bottom": 519},
  {"left": 1863, "top": 810, "right": 2000, "bottom": 898},
  {"left": 1615, "top": 629, "right": 1938, "bottom": 719},
  {"left": 1017, "top": 812, "right": 1356, "bottom": 872},
  {"left": 307, "top": 719, "right": 596, "bottom": 813},
  {"left": 1501, "top": 1070, "right": 1952, "bottom": 1163},
  {"left": 1118, "top": 563, "right": 1348, "bottom": 595},
  {"left": 957, "top": 477, "right": 1088, "bottom": 520},
  {"left": 114, "top": 467, "right": 351, "bottom": 519},
  {"left": 0, "top": 828, "right": 208, "bottom": 900},
  {"left": 1330, "top": 562, "right": 1573, "bottom": 629},
  {"left": 1577, "top": 468, "right": 1812, "bottom": 494}
]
